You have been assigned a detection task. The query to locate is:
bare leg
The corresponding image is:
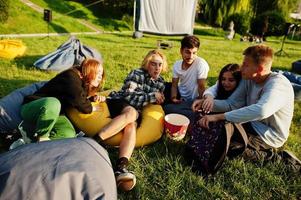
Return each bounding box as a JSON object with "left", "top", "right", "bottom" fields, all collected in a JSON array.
[
  {"left": 98, "top": 106, "right": 138, "bottom": 140},
  {"left": 119, "top": 122, "right": 137, "bottom": 159}
]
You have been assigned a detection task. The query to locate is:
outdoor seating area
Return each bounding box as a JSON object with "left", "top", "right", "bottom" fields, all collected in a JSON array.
[{"left": 0, "top": 0, "right": 300, "bottom": 199}]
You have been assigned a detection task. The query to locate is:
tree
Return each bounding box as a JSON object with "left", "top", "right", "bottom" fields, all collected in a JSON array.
[
  {"left": 200, "top": 0, "right": 251, "bottom": 26},
  {"left": 251, "top": 0, "right": 299, "bottom": 19},
  {"left": 0, "top": 0, "right": 9, "bottom": 23}
]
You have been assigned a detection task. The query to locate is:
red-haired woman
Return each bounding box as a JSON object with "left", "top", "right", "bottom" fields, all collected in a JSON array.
[{"left": 15, "top": 58, "right": 105, "bottom": 146}]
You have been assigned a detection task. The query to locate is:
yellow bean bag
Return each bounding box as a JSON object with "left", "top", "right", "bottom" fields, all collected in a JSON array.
[
  {"left": 66, "top": 102, "right": 164, "bottom": 147},
  {"left": 0, "top": 40, "right": 26, "bottom": 59}
]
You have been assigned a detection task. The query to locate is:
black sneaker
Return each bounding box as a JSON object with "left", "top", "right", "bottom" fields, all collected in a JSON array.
[{"left": 115, "top": 168, "right": 136, "bottom": 191}]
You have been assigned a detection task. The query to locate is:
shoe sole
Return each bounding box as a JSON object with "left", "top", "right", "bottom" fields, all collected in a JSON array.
[{"left": 116, "top": 173, "right": 136, "bottom": 191}]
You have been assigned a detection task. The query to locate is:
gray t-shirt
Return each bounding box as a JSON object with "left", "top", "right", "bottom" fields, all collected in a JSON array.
[{"left": 213, "top": 72, "right": 294, "bottom": 148}]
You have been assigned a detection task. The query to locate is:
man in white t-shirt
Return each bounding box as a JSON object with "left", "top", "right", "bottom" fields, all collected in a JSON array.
[{"left": 164, "top": 35, "right": 209, "bottom": 121}]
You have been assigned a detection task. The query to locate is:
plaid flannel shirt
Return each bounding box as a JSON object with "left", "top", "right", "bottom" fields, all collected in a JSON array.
[{"left": 109, "top": 68, "right": 165, "bottom": 110}]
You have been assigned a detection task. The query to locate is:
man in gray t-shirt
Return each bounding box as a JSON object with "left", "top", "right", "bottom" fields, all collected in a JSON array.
[{"left": 192, "top": 45, "right": 300, "bottom": 171}]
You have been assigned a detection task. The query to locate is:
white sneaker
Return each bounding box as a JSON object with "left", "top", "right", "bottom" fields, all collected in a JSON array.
[
  {"left": 115, "top": 168, "right": 136, "bottom": 191},
  {"left": 9, "top": 138, "right": 26, "bottom": 150}
]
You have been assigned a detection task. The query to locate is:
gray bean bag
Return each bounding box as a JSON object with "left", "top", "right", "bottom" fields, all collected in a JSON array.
[
  {"left": 0, "top": 82, "right": 46, "bottom": 134},
  {"left": 34, "top": 36, "right": 102, "bottom": 71},
  {"left": 0, "top": 137, "right": 117, "bottom": 200}
]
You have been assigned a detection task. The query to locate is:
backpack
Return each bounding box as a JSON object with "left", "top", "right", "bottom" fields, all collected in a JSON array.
[{"left": 184, "top": 114, "right": 248, "bottom": 175}]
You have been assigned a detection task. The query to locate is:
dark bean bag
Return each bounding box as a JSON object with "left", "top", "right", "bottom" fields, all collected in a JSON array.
[
  {"left": 292, "top": 60, "right": 301, "bottom": 75},
  {"left": 0, "top": 137, "right": 117, "bottom": 200},
  {"left": 0, "top": 82, "right": 46, "bottom": 134}
]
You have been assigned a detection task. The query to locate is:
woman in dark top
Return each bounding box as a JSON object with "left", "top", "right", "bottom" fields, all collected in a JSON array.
[
  {"left": 19, "top": 58, "right": 105, "bottom": 143},
  {"left": 200, "top": 63, "right": 241, "bottom": 113}
]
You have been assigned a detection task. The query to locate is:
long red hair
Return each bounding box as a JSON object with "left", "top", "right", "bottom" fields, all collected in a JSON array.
[{"left": 75, "top": 58, "right": 105, "bottom": 96}]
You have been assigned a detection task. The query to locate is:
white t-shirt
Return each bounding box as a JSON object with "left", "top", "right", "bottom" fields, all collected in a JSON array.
[{"left": 173, "top": 57, "right": 209, "bottom": 101}]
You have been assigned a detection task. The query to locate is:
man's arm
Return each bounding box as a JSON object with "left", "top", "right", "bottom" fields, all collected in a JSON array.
[
  {"left": 212, "top": 79, "right": 247, "bottom": 113},
  {"left": 197, "top": 78, "right": 206, "bottom": 99},
  {"left": 224, "top": 78, "right": 289, "bottom": 123},
  {"left": 171, "top": 77, "right": 181, "bottom": 103}
]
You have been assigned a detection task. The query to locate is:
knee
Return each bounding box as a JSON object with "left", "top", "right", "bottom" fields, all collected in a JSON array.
[
  {"left": 41, "top": 97, "right": 61, "bottom": 115},
  {"left": 124, "top": 122, "right": 137, "bottom": 133},
  {"left": 122, "top": 122, "right": 137, "bottom": 139},
  {"left": 122, "top": 107, "right": 138, "bottom": 123}
]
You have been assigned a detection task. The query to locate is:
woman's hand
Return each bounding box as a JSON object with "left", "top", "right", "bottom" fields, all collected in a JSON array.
[
  {"left": 90, "top": 95, "right": 106, "bottom": 102},
  {"left": 202, "top": 95, "right": 214, "bottom": 113},
  {"left": 191, "top": 99, "right": 204, "bottom": 112},
  {"left": 155, "top": 92, "right": 165, "bottom": 104}
]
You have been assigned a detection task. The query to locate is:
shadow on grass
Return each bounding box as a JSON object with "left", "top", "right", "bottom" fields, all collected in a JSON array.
[
  {"left": 0, "top": 77, "right": 37, "bottom": 97},
  {"left": 49, "top": 22, "right": 69, "bottom": 34},
  {"left": 43, "top": 0, "right": 89, "bottom": 19},
  {"left": 14, "top": 55, "right": 45, "bottom": 70},
  {"left": 95, "top": 18, "right": 130, "bottom": 31},
  {"left": 194, "top": 28, "right": 225, "bottom": 37}
]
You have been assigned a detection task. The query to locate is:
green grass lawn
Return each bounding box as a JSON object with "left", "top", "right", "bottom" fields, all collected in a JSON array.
[
  {"left": 1, "top": 0, "right": 301, "bottom": 199},
  {"left": 0, "top": 32, "right": 300, "bottom": 199},
  {"left": 0, "top": 0, "right": 93, "bottom": 34}
]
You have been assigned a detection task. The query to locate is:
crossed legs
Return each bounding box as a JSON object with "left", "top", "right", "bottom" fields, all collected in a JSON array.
[
  {"left": 96, "top": 105, "right": 138, "bottom": 191},
  {"left": 98, "top": 106, "right": 138, "bottom": 159}
]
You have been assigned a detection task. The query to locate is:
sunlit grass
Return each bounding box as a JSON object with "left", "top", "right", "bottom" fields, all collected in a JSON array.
[{"left": 0, "top": 31, "right": 300, "bottom": 199}]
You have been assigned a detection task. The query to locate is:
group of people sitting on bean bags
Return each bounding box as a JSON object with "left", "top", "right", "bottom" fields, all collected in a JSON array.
[{"left": 1, "top": 35, "right": 301, "bottom": 197}]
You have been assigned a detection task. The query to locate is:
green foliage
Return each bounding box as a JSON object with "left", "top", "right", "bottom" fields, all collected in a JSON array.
[
  {"left": 199, "top": 0, "right": 299, "bottom": 30},
  {"left": 70, "top": 0, "right": 134, "bottom": 19},
  {"left": 0, "top": 0, "right": 92, "bottom": 34},
  {"left": 0, "top": 0, "right": 9, "bottom": 23},
  {"left": 251, "top": 0, "right": 299, "bottom": 19},
  {"left": 0, "top": 0, "right": 133, "bottom": 34},
  {"left": 98, "top": 0, "right": 134, "bottom": 19},
  {"left": 200, "top": 0, "right": 251, "bottom": 26},
  {"left": 251, "top": 11, "right": 287, "bottom": 36},
  {"left": 223, "top": 12, "right": 251, "bottom": 35}
]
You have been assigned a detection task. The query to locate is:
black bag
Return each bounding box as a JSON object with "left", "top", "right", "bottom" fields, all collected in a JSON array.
[{"left": 184, "top": 115, "right": 248, "bottom": 175}]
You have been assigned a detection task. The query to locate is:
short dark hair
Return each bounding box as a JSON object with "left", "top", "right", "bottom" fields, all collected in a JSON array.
[{"left": 181, "top": 35, "right": 200, "bottom": 49}]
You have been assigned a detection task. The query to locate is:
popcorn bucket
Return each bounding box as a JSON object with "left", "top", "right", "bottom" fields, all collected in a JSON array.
[{"left": 164, "top": 113, "right": 190, "bottom": 141}]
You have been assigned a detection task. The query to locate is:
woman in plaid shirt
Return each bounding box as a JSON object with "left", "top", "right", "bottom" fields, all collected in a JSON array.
[{"left": 94, "top": 49, "right": 167, "bottom": 191}]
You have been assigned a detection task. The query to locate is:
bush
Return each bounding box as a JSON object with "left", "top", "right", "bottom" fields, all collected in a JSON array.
[
  {"left": 250, "top": 11, "right": 287, "bottom": 37},
  {"left": 222, "top": 12, "right": 251, "bottom": 35},
  {"left": 0, "top": 0, "right": 9, "bottom": 23}
]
